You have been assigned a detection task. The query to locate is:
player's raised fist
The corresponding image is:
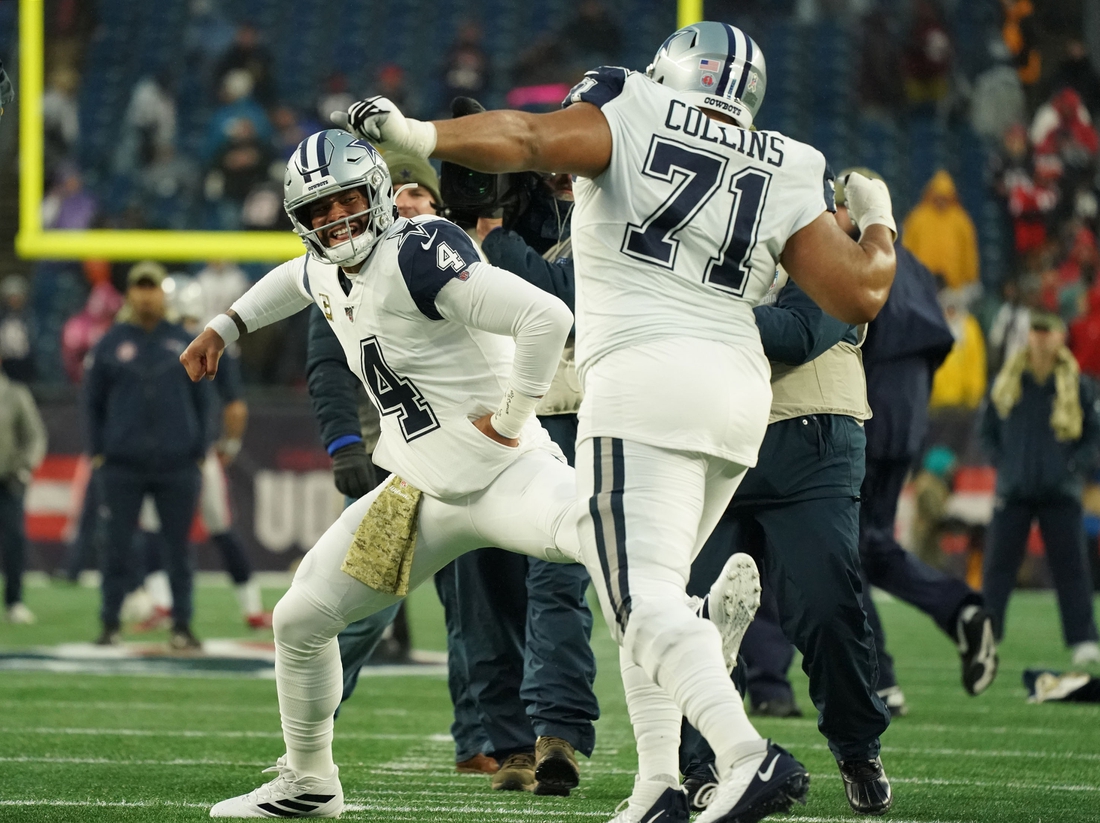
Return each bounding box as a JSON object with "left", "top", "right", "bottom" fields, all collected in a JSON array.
[
  {"left": 332, "top": 96, "right": 437, "bottom": 158},
  {"left": 841, "top": 171, "right": 897, "bottom": 240},
  {"left": 180, "top": 328, "right": 226, "bottom": 382}
]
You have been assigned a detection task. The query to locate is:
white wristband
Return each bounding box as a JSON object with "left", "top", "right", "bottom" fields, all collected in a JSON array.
[
  {"left": 206, "top": 313, "right": 240, "bottom": 345},
  {"left": 403, "top": 118, "right": 438, "bottom": 158},
  {"left": 490, "top": 388, "right": 539, "bottom": 439}
]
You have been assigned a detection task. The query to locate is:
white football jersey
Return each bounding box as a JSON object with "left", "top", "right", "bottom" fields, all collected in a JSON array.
[
  {"left": 564, "top": 67, "right": 834, "bottom": 379},
  {"left": 278, "top": 215, "right": 555, "bottom": 499}
]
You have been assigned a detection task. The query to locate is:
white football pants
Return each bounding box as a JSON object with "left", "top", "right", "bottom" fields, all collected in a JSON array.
[
  {"left": 576, "top": 436, "right": 762, "bottom": 780},
  {"left": 272, "top": 446, "right": 579, "bottom": 778}
]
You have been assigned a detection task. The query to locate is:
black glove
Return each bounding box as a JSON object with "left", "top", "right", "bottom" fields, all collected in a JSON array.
[{"left": 331, "top": 442, "right": 377, "bottom": 499}]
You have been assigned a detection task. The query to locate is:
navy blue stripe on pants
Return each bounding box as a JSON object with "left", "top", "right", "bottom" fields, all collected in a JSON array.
[{"left": 590, "top": 436, "right": 631, "bottom": 633}]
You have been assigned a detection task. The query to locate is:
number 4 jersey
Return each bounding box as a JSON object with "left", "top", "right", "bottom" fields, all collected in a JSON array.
[
  {"left": 564, "top": 67, "right": 834, "bottom": 379},
  {"left": 245, "top": 216, "right": 563, "bottom": 499}
]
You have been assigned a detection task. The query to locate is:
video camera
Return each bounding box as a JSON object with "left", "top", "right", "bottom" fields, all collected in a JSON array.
[{"left": 440, "top": 97, "right": 541, "bottom": 228}]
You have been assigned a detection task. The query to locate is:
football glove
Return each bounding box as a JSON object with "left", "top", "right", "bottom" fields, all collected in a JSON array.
[
  {"left": 331, "top": 442, "right": 378, "bottom": 500},
  {"left": 841, "top": 171, "right": 897, "bottom": 240},
  {"left": 332, "top": 97, "right": 437, "bottom": 159}
]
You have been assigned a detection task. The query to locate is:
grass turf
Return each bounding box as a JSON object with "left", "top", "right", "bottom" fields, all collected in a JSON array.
[{"left": 0, "top": 581, "right": 1098, "bottom": 822}]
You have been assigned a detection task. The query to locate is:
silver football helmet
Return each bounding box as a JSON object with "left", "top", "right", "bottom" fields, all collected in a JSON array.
[
  {"left": 163, "top": 275, "right": 206, "bottom": 331},
  {"left": 284, "top": 129, "right": 395, "bottom": 267},
  {"left": 646, "top": 22, "right": 767, "bottom": 129}
]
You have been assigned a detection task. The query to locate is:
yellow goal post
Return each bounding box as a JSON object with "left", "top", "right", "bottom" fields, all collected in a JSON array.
[{"left": 15, "top": 0, "right": 703, "bottom": 263}]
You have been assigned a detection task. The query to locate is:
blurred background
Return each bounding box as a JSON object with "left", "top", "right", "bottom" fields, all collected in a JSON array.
[{"left": 0, "top": 0, "right": 1098, "bottom": 590}]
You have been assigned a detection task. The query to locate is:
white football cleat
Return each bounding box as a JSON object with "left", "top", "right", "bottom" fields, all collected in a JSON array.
[
  {"left": 608, "top": 776, "right": 689, "bottom": 823},
  {"left": 210, "top": 756, "right": 343, "bottom": 818},
  {"left": 6, "top": 602, "right": 36, "bottom": 624},
  {"left": 1072, "top": 641, "right": 1100, "bottom": 666},
  {"left": 695, "top": 741, "right": 809, "bottom": 823},
  {"left": 707, "top": 553, "right": 761, "bottom": 674}
]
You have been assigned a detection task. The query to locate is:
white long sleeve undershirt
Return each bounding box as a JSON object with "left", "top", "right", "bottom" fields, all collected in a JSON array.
[{"left": 435, "top": 260, "right": 572, "bottom": 399}]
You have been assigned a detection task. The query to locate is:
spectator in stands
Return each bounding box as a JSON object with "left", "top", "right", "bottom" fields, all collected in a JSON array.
[
  {"left": 857, "top": 8, "right": 904, "bottom": 120},
  {"left": 373, "top": 64, "right": 419, "bottom": 120},
  {"left": 270, "top": 105, "right": 314, "bottom": 162},
  {"left": 203, "top": 69, "right": 272, "bottom": 165},
  {"left": 213, "top": 23, "right": 276, "bottom": 108},
  {"left": 0, "top": 58, "right": 14, "bottom": 123},
  {"left": 903, "top": 170, "right": 981, "bottom": 290},
  {"left": 902, "top": 0, "right": 953, "bottom": 112},
  {"left": 60, "top": 280, "right": 124, "bottom": 384},
  {"left": 314, "top": 74, "right": 354, "bottom": 141},
  {"left": 1000, "top": 0, "right": 1041, "bottom": 104},
  {"left": 928, "top": 289, "right": 987, "bottom": 461},
  {"left": 442, "top": 22, "right": 491, "bottom": 113},
  {"left": 996, "top": 126, "right": 1060, "bottom": 260},
  {"left": 558, "top": 0, "right": 621, "bottom": 70},
  {"left": 83, "top": 262, "right": 211, "bottom": 649},
  {"left": 0, "top": 354, "right": 47, "bottom": 624},
  {"left": 0, "top": 276, "right": 36, "bottom": 383},
  {"left": 43, "top": 163, "right": 97, "bottom": 231},
  {"left": 1047, "top": 39, "right": 1100, "bottom": 117},
  {"left": 41, "top": 65, "right": 79, "bottom": 178},
  {"left": 988, "top": 276, "right": 1039, "bottom": 375},
  {"left": 114, "top": 71, "right": 177, "bottom": 178},
  {"left": 982, "top": 312, "right": 1100, "bottom": 665},
  {"left": 970, "top": 45, "right": 1026, "bottom": 144},
  {"left": 1033, "top": 88, "right": 1099, "bottom": 209},
  {"left": 205, "top": 117, "right": 275, "bottom": 230},
  {"left": 1070, "top": 279, "right": 1100, "bottom": 380},
  {"left": 137, "top": 143, "right": 201, "bottom": 230}
]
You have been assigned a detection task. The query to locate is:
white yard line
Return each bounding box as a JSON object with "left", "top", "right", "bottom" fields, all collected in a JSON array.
[
  {"left": 0, "top": 726, "right": 447, "bottom": 741},
  {"left": 787, "top": 741, "right": 1100, "bottom": 761}
]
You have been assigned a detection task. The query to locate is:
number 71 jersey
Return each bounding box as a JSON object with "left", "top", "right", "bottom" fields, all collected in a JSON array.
[{"left": 565, "top": 67, "right": 834, "bottom": 378}]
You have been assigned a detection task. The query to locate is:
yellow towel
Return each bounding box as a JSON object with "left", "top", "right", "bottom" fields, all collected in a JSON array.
[{"left": 341, "top": 476, "right": 422, "bottom": 596}]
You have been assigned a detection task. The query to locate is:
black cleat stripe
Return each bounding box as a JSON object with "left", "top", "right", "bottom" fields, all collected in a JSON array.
[
  {"left": 276, "top": 799, "right": 317, "bottom": 812},
  {"left": 257, "top": 802, "right": 297, "bottom": 817},
  {"left": 295, "top": 794, "right": 336, "bottom": 803}
]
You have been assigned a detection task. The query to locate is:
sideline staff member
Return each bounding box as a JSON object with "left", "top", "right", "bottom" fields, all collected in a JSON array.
[{"left": 84, "top": 262, "right": 211, "bottom": 649}]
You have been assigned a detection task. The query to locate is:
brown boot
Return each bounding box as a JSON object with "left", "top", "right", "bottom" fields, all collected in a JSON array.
[
  {"left": 455, "top": 753, "right": 499, "bottom": 775},
  {"left": 533, "top": 736, "right": 580, "bottom": 796},
  {"left": 490, "top": 752, "right": 536, "bottom": 792}
]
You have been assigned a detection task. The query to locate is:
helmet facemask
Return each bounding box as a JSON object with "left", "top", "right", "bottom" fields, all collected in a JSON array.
[{"left": 285, "top": 131, "right": 396, "bottom": 268}]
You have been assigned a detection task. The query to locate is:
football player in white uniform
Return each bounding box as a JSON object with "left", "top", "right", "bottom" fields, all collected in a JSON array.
[
  {"left": 336, "top": 20, "right": 898, "bottom": 823},
  {"left": 182, "top": 130, "right": 583, "bottom": 818}
]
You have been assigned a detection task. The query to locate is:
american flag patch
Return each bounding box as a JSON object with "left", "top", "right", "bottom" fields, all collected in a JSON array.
[{"left": 699, "top": 58, "right": 722, "bottom": 73}]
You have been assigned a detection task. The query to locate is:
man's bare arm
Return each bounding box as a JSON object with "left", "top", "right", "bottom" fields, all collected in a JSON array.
[
  {"left": 428, "top": 103, "right": 613, "bottom": 178},
  {"left": 780, "top": 216, "right": 896, "bottom": 326}
]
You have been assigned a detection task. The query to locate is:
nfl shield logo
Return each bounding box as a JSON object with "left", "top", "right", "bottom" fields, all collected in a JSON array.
[{"left": 345, "top": 306, "right": 354, "bottom": 322}]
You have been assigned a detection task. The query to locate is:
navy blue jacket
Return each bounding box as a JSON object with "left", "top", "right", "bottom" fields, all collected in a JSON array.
[
  {"left": 306, "top": 306, "right": 363, "bottom": 455},
  {"left": 83, "top": 320, "right": 212, "bottom": 469},
  {"left": 981, "top": 372, "right": 1100, "bottom": 501},
  {"left": 861, "top": 243, "right": 955, "bottom": 461},
  {"left": 733, "top": 279, "right": 865, "bottom": 506}
]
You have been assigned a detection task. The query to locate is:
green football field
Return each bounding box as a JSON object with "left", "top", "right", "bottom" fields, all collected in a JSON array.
[{"left": 0, "top": 581, "right": 1098, "bottom": 823}]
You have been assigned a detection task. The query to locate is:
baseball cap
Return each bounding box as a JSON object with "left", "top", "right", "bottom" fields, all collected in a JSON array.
[
  {"left": 1029, "top": 311, "right": 1066, "bottom": 333},
  {"left": 834, "top": 167, "right": 886, "bottom": 207},
  {"left": 385, "top": 151, "right": 442, "bottom": 206},
  {"left": 127, "top": 261, "right": 167, "bottom": 288}
]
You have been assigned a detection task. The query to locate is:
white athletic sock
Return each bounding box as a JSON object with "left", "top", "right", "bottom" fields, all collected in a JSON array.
[
  {"left": 145, "top": 571, "right": 172, "bottom": 610},
  {"left": 619, "top": 645, "right": 681, "bottom": 786},
  {"left": 274, "top": 592, "right": 344, "bottom": 780},
  {"left": 236, "top": 579, "right": 263, "bottom": 617}
]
